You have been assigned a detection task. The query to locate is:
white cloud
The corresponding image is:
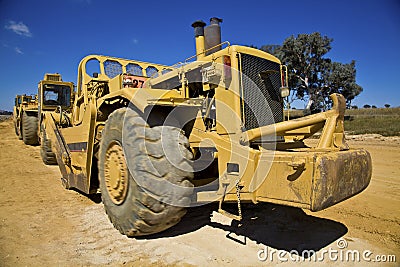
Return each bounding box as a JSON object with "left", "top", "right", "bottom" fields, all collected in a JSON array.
[
  {"left": 132, "top": 38, "right": 139, "bottom": 44},
  {"left": 5, "top": 21, "right": 32, "bottom": 37},
  {"left": 14, "top": 47, "right": 23, "bottom": 54}
]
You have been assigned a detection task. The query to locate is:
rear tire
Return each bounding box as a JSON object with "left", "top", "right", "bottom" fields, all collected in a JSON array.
[
  {"left": 99, "top": 108, "right": 194, "bottom": 236},
  {"left": 40, "top": 129, "right": 57, "bottom": 165},
  {"left": 22, "top": 112, "right": 38, "bottom": 145}
]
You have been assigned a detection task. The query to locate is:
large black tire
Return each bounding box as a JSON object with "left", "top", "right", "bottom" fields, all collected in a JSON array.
[
  {"left": 40, "top": 129, "right": 57, "bottom": 165},
  {"left": 22, "top": 112, "right": 39, "bottom": 145},
  {"left": 98, "top": 108, "right": 194, "bottom": 236}
]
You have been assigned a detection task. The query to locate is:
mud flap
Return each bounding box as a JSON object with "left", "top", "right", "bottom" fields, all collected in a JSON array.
[{"left": 311, "top": 149, "right": 372, "bottom": 211}]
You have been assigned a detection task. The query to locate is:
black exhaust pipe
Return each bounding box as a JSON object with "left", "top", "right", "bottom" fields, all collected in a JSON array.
[
  {"left": 191, "top": 20, "right": 206, "bottom": 37},
  {"left": 204, "top": 17, "right": 223, "bottom": 55},
  {"left": 191, "top": 20, "right": 206, "bottom": 59}
]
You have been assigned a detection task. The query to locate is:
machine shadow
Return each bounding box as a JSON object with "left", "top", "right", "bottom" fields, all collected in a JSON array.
[
  {"left": 86, "top": 192, "right": 102, "bottom": 204},
  {"left": 70, "top": 188, "right": 103, "bottom": 204},
  {"left": 141, "top": 202, "right": 348, "bottom": 254}
]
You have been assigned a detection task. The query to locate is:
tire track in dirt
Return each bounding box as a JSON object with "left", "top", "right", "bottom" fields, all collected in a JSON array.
[{"left": 0, "top": 120, "right": 159, "bottom": 266}]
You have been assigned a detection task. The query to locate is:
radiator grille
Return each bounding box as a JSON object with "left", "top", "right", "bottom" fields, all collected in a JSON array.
[{"left": 240, "top": 54, "right": 283, "bottom": 131}]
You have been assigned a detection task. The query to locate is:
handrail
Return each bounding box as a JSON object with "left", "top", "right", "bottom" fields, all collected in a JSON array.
[
  {"left": 240, "top": 93, "right": 349, "bottom": 150},
  {"left": 185, "top": 41, "right": 231, "bottom": 63}
]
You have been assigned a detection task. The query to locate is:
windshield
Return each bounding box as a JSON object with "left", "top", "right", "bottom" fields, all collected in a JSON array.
[{"left": 43, "top": 84, "right": 71, "bottom": 107}]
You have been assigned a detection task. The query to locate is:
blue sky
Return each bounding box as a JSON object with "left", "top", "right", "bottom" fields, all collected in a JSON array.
[{"left": 0, "top": 0, "right": 399, "bottom": 111}]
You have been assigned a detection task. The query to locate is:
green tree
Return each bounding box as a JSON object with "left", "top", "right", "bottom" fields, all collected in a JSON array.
[
  {"left": 261, "top": 32, "right": 363, "bottom": 110},
  {"left": 323, "top": 60, "right": 363, "bottom": 107}
]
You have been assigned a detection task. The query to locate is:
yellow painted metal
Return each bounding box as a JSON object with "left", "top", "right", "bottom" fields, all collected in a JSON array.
[
  {"left": 195, "top": 35, "right": 206, "bottom": 60},
  {"left": 13, "top": 94, "right": 39, "bottom": 136},
  {"left": 37, "top": 21, "right": 371, "bottom": 215},
  {"left": 38, "top": 73, "right": 74, "bottom": 112},
  {"left": 241, "top": 93, "right": 349, "bottom": 150},
  {"left": 76, "top": 54, "right": 174, "bottom": 95},
  {"left": 104, "top": 141, "right": 128, "bottom": 205}
]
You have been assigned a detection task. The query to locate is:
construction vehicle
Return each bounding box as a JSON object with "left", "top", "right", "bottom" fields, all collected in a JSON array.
[
  {"left": 42, "top": 18, "right": 372, "bottom": 236},
  {"left": 37, "top": 73, "right": 74, "bottom": 164},
  {"left": 13, "top": 94, "right": 39, "bottom": 145}
]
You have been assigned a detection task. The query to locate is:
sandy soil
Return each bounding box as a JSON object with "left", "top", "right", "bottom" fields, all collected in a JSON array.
[{"left": 0, "top": 118, "right": 398, "bottom": 266}]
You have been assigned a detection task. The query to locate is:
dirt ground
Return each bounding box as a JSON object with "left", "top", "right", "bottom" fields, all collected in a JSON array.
[{"left": 0, "top": 118, "right": 398, "bottom": 266}]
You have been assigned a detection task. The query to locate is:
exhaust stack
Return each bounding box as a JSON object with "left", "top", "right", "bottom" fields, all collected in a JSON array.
[
  {"left": 191, "top": 20, "right": 206, "bottom": 60},
  {"left": 192, "top": 17, "right": 223, "bottom": 60},
  {"left": 204, "top": 17, "right": 223, "bottom": 55}
]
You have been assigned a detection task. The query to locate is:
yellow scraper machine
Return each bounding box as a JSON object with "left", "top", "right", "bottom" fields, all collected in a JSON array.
[{"left": 38, "top": 17, "right": 371, "bottom": 236}]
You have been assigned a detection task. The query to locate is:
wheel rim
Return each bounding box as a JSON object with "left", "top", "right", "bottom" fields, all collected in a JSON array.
[{"left": 104, "top": 141, "right": 129, "bottom": 205}]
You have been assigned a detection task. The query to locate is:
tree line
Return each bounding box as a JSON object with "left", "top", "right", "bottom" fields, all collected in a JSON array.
[{"left": 356, "top": 104, "right": 392, "bottom": 109}]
